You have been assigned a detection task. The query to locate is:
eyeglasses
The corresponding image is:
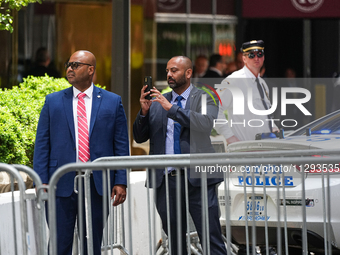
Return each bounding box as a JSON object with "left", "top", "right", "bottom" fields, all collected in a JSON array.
[
  {"left": 64, "top": 61, "right": 92, "bottom": 70},
  {"left": 245, "top": 51, "right": 264, "bottom": 59}
]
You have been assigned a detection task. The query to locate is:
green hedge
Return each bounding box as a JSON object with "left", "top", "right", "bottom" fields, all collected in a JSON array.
[{"left": 0, "top": 75, "right": 77, "bottom": 167}]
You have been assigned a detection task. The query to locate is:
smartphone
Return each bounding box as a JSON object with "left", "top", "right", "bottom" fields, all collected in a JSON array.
[{"left": 144, "top": 76, "right": 152, "bottom": 100}]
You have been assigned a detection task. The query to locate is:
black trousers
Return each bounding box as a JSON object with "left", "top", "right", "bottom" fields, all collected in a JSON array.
[{"left": 156, "top": 174, "right": 227, "bottom": 254}]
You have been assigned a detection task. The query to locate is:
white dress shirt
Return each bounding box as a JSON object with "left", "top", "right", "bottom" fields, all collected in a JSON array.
[
  {"left": 215, "top": 66, "right": 276, "bottom": 141},
  {"left": 73, "top": 84, "right": 93, "bottom": 162},
  {"left": 165, "top": 84, "right": 192, "bottom": 155}
]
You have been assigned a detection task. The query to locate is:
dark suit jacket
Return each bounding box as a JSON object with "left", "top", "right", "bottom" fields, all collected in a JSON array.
[
  {"left": 33, "top": 85, "right": 129, "bottom": 197},
  {"left": 133, "top": 85, "right": 223, "bottom": 188},
  {"left": 203, "top": 69, "right": 224, "bottom": 78}
]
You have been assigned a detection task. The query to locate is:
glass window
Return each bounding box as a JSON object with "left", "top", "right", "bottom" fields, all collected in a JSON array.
[
  {"left": 289, "top": 111, "right": 340, "bottom": 136},
  {"left": 56, "top": 3, "right": 112, "bottom": 88},
  {"left": 214, "top": 24, "right": 235, "bottom": 64},
  {"left": 190, "top": 24, "right": 212, "bottom": 61},
  {"left": 156, "top": 23, "right": 186, "bottom": 81}
]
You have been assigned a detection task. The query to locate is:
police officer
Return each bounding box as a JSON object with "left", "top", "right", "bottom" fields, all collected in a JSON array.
[{"left": 215, "top": 40, "right": 278, "bottom": 144}]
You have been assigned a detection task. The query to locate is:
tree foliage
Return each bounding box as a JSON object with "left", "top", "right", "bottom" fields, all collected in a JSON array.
[
  {"left": 0, "top": 75, "right": 105, "bottom": 167},
  {"left": 0, "top": 0, "right": 41, "bottom": 33},
  {"left": 0, "top": 76, "right": 71, "bottom": 167}
]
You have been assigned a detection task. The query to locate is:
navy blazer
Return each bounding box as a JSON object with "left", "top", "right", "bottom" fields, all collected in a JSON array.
[
  {"left": 33, "top": 85, "right": 129, "bottom": 197},
  {"left": 133, "top": 86, "right": 223, "bottom": 188}
]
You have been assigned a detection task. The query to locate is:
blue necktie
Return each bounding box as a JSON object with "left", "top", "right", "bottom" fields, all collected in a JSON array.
[{"left": 174, "top": 95, "right": 183, "bottom": 154}]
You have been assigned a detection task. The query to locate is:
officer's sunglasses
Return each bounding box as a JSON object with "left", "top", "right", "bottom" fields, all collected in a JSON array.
[
  {"left": 245, "top": 50, "right": 264, "bottom": 59},
  {"left": 64, "top": 61, "right": 93, "bottom": 70}
]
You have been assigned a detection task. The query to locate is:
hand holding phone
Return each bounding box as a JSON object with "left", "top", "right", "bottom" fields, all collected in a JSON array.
[{"left": 144, "top": 76, "right": 152, "bottom": 100}]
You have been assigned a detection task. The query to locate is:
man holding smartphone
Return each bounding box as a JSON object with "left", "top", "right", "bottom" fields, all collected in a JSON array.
[
  {"left": 133, "top": 56, "right": 227, "bottom": 254},
  {"left": 34, "top": 50, "right": 129, "bottom": 255}
]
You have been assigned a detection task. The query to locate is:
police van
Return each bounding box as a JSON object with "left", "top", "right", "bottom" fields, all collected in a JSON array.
[{"left": 218, "top": 109, "right": 340, "bottom": 254}]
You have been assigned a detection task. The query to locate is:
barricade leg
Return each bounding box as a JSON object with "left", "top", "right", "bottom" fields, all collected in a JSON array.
[{"left": 0, "top": 163, "right": 29, "bottom": 255}]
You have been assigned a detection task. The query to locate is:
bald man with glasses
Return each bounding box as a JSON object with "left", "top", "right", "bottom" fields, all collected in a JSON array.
[
  {"left": 34, "top": 50, "right": 129, "bottom": 255},
  {"left": 214, "top": 40, "right": 278, "bottom": 144}
]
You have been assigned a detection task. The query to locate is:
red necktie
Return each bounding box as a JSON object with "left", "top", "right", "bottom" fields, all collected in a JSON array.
[{"left": 77, "top": 93, "right": 90, "bottom": 162}]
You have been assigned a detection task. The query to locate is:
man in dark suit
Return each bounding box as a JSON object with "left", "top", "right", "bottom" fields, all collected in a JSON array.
[
  {"left": 23, "top": 47, "right": 61, "bottom": 79},
  {"left": 33, "top": 50, "right": 129, "bottom": 255},
  {"left": 203, "top": 54, "right": 227, "bottom": 78},
  {"left": 133, "top": 56, "right": 227, "bottom": 254}
]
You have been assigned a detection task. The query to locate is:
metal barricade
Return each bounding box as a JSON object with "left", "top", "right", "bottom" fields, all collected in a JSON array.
[
  {"left": 210, "top": 149, "right": 340, "bottom": 255},
  {"left": 12, "top": 164, "right": 48, "bottom": 255},
  {"left": 0, "top": 163, "right": 47, "bottom": 255},
  {"left": 46, "top": 150, "right": 340, "bottom": 255}
]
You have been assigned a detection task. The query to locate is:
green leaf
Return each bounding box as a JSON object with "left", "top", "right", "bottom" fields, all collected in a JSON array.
[
  {"left": 0, "top": 75, "right": 105, "bottom": 167},
  {"left": 1, "top": 0, "right": 43, "bottom": 31}
]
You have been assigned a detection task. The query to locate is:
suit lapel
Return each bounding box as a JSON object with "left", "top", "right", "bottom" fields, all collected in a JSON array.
[
  {"left": 163, "top": 92, "right": 172, "bottom": 137},
  {"left": 162, "top": 87, "right": 196, "bottom": 137},
  {"left": 183, "top": 86, "right": 197, "bottom": 135},
  {"left": 90, "top": 86, "right": 102, "bottom": 137},
  {"left": 63, "top": 87, "right": 75, "bottom": 143},
  {"left": 185, "top": 86, "right": 197, "bottom": 110}
]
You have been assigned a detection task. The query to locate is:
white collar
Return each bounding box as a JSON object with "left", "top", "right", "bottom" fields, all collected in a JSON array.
[
  {"left": 243, "top": 66, "right": 261, "bottom": 81},
  {"left": 73, "top": 83, "right": 94, "bottom": 99}
]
